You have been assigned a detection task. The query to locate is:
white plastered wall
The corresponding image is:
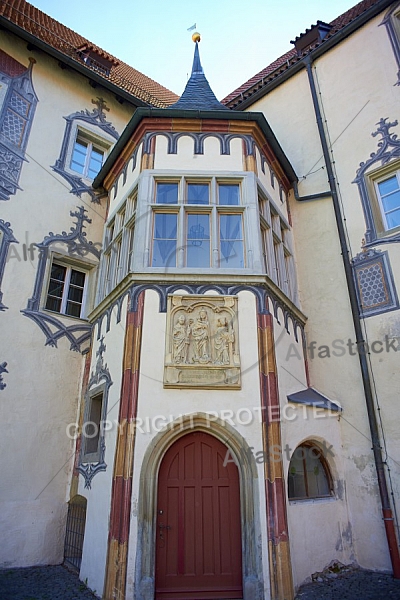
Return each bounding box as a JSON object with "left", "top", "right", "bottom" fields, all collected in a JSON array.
[
  {"left": 0, "top": 30, "right": 132, "bottom": 568},
  {"left": 247, "top": 12, "right": 397, "bottom": 572},
  {"left": 273, "top": 313, "right": 353, "bottom": 586}
]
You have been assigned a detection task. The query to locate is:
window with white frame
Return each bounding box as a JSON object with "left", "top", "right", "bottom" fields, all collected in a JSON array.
[
  {"left": 375, "top": 170, "right": 400, "bottom": 232},
  {"left": 258, "top": 190, "right": 297, "bottom": 303},
  {"left": 151, "top": 179, "right": 245, "bottom": 269},
  {"left": 364, "top": 161, "right": 400, "bottom": 238},
  {"left": 70, "top": 130, "right": 107, "bottom": 180},
  {"left": 44, "top": 260, "right": 88, "bottom": 318},
  {"left": 52, "top": 107, "right": 118, "bottom": 201},
  {"left": 101, "top": 190, "right": 137, "bottom": 299},
  {"left": 288, "top": 442, "right": 333, "bottom": 501}
]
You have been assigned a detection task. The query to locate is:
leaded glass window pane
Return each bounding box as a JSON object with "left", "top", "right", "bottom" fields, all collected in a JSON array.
[
  {"left": 187, "top": 183, "right": 209, "bottom": 205},
  {"left": 218, "top": 184, "right": 240, "bottom": 205},
  {"left": 156, "top": 183, "right": 178, "bottom": 204},
  {"left": 186, "top": 214, "right": 210, "bottom": 267},
  {"left": 152, "top": 213, "right": 177, "bottom": 267},
  {"left": 219, "top": 214, "right": 244, "bottom": 267}
]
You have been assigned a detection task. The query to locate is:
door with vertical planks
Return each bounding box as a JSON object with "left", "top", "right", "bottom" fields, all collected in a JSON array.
[{"left": 155, "top": 431, "right": 243, "bottom": 599}]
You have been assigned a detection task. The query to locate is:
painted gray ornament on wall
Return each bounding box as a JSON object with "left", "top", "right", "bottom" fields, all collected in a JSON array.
[
  {"left": 0, "top": 361, "right": 8, "bottom": 390},
  {"left": 353, "top": 118, "right": 400, "bottom": 246},
  {"left": 51, "top": 97, "right": 119, "bottom": 203},
  {"left": 77, "top": 336, "right": 112, "bottom": 488},
  {"left": 21, "top": 206, "right": 100, "bottom": 351},
  {"left": 0, "top": 219, "right": 18, "bottom": 311},
  {"left": 0, "top": 53, "right": 38, "bottom": 201}
]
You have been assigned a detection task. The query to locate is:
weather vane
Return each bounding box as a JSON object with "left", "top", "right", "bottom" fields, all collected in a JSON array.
[{"left": 187, "top": 23, "right": 200, "bottom": 42}]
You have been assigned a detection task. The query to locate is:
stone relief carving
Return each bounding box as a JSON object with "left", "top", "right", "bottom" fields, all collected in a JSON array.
[{"left": 164, "top": 295, "right": 240, "bottom": 389}]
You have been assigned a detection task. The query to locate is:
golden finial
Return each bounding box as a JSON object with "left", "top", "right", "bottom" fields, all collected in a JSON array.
[{"left": 192, "top": 32, "right": 201, "bottom": 43}]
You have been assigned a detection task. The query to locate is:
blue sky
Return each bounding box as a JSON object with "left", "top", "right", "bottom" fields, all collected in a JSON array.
[{"left": 31, "top": 0, "right": 356, "bottom": 100}]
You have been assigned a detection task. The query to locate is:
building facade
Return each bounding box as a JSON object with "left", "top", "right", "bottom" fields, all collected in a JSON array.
[{"left": 0, "top": 1, "right": 399, "bottom": 599}]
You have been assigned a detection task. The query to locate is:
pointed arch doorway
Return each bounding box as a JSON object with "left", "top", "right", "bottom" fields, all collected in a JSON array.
[{"left": 155, "top": 431, "right": 243, "bottom": 599}]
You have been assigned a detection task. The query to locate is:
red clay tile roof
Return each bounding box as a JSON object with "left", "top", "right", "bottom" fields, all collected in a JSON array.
[
  {"left": 222, "top": 0, "right": 384, "bottom": 107},
  {"left": 0, "top": 0, "right": 179, "bottom": 108}
]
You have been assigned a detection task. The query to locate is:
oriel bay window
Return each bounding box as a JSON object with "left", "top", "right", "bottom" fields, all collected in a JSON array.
[
  {"left": 258, "top": 189, "right": 297, "bottom": 303},
  {"left": 151, "top": 179, "right": 245, "bottom": 269},
  {"left": 100, "top": 191, "right": 136, "bottom": 299}
]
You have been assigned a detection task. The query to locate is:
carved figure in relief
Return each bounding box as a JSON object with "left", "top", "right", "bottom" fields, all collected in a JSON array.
[
  {"left": 214, "top": 317, "right": 234, "bottom": 365},
  {"left": 172, "top": 314, "right": 190, "bottom": 364},
  {"left": 191, "top": 309, "right": 211, "bottom": 364}
]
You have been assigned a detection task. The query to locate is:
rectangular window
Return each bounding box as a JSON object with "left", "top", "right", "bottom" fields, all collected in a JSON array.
[
  {"left": 186, "top": 213, "right": 210, "bottom": 267},
  {"left": 219, "top": 214, "right": 244, "bottom": 268},
  {"left": 149, "top": 177, "right": 245, "bottom": 269},
  {"left": 70, "top": 132, "right": 106, "bottom": 180},
  {"left": 218, "top": 183, "right": 240, "bottom": 205},
  {"left": 258, "top": 189, "right": 296, "bottom": 302},
  {"left": 82, "top": 391, "right": 103, "bottom": 461},
  {"left": 187, "top": 183, "right": 209, "bottom": 205},
  {"left": 376, "top": 173, "right": 400, "bottom": 231},
  {"left": 156, "top": 182, "right": 178, "bottom": 204},
  {"left": 45, "top": 262, "right": 87, "bottom": 318},
  {"left": 152, "top": 213, "right": 178, "bottom": 267}
]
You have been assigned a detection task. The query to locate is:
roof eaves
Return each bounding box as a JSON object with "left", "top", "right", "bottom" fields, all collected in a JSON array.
[
  {"left": 93, "top": 108, "right": 298, "bottom": 189},
  {"left": 224, "top": 0, "right": 392, "bottom": 110}
]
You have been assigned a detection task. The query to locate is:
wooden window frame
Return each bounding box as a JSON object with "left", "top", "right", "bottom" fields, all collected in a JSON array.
[{"left": 288, "top": 442, "right": 333, "bottom": 501}]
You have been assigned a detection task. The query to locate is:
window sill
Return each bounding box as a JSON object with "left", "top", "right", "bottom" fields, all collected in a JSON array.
[
  {"left": 42, "top": 308, "right": 89, "bottom": 322},
  {"left": 81, "top": 454, "right": 101, "bottom": 464},
  {"left": 377, "top": 224, "right": 400, "bottom": 239},
  {"left": 289, "top": 495, "right": 336, "bottom": 506}
]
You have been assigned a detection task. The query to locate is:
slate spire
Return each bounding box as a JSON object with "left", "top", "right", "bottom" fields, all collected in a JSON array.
[{"left": 169, "top": 36, "right": 228, "bottom": 111}]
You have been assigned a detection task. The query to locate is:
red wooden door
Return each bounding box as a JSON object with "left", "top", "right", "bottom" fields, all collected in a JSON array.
[{"left": 155, "top": 432, "right": 243, "bottom": 599}]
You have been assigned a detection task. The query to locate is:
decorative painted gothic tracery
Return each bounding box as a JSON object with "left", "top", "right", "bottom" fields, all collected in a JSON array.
[
  {"left": 0, "top": 51, "right": 38, "bottom": 201},
  {"left": 353, "top": 118, "right": 400, "bottom": 246},
  {"left": 94, "top": 281, "right": 304, "bottom": 344},
  {"left": 353, "top": 248, "right": 399, "bottom": 316},
  {"left": 142, "top": 130, "right": 255, "bottom": 156},
  {"left": 21, "top": 206, "right": 100, "bottom": 351},
  {"left": 77, "top": 336, "right": 112, "bottom": 488},
  {"left": 0, "top": 361, "right": 8, "bottom": 390},
  {"left": 381, "top": 2, "right": 400, "bottom": 86},
  {"left": 52, "top": 97, "right": 119, "bottom": 203},
  {"left": 0, "top": 219, "right": 18, "bottom": 311}
]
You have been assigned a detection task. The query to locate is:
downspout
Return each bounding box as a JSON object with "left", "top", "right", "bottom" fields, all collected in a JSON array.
[
  {"left": 293, "top": 180, "right": 331, "bottom": 202},
  {"left": 303, "top": 54, "right": 400, "bottom": 578}
]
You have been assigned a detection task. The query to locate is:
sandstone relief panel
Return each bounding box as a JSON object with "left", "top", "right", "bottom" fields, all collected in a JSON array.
[{"left": 164, "top": 295, "right": 241, "bottom": 389}]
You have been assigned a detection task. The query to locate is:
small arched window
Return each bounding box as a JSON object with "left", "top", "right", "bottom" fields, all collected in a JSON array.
[{"left": 288, "top": 442, "right": 333, "bottom": 500}]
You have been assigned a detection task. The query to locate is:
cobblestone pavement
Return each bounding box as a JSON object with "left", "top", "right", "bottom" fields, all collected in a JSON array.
[
  {"left": 295, "top": 568, "right": 400, "bottom": 600},
  {"left": 1, "top": 564, "right": 400, "bottom": 599},
  {"left": 0, "top": 565, "right": 98, "bottom": 600}
]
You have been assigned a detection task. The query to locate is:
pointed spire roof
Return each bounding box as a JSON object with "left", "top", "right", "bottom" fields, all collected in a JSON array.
[{"left": 169, "top": 39, "right": 228, "bottom": 111}]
